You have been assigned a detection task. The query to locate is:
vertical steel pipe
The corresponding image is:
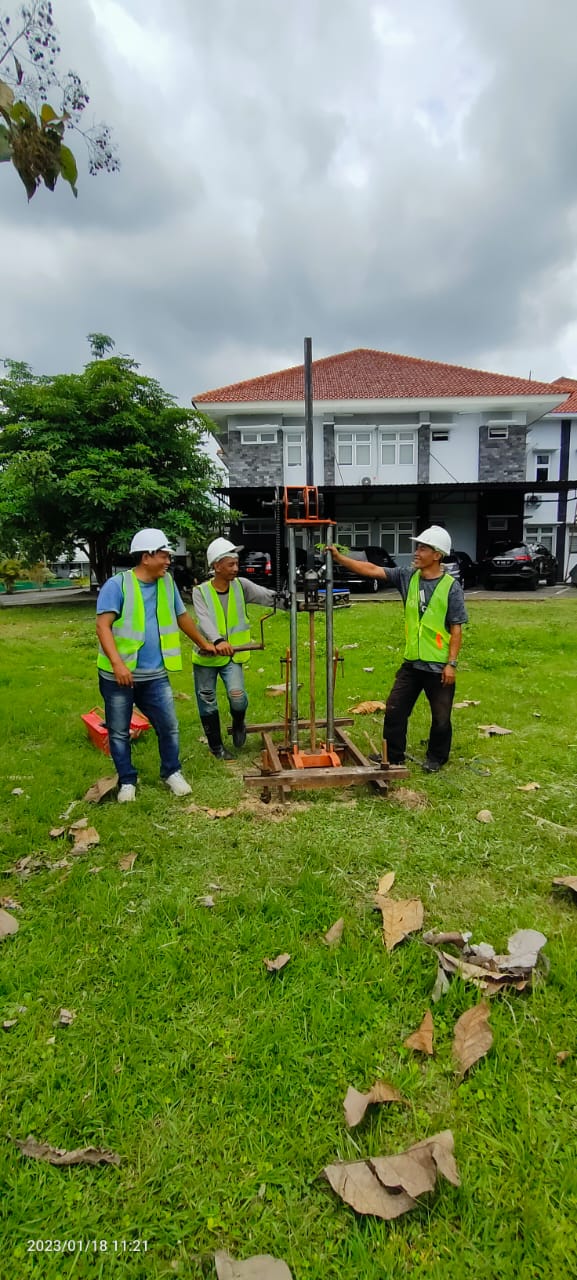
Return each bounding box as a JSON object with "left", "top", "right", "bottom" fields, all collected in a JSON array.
[
  {"left": 288, "top": 526, "right": 300, "bottom": 749},
  {"left": 304, "top": 336, "right": 314, "bottom": 488},
  {"left": 325, "top": 522, "right": 335, "bottom": 748}
]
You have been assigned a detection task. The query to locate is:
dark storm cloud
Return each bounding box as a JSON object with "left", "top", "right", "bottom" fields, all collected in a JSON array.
[{"left": 3, "top": 0, "right": 577, "bottom": 399}]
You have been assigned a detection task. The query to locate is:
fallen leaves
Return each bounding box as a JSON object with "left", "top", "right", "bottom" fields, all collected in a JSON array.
[
  {"left": 453, "top": 1002, "right": 493, "bottom": 1076},
  {"left": 556, "top": 1051, "right": 572, "bottom": 1064},
  {"left": 118, "top": 853, "right": 138, "bottom": 872},
  {"left": 344, "top": 1081, "right": 408, "bottom": 1127},
  {"left": 12, "top": 1137, "right": 120, "bottom": 1167},
  {"left": 404, "top": 1010, "right": 434, "bottom": 1056},
  {"left": 174, "top": 690, "right": 192, "bottom": 701},
  {"left": 516, "top": 782, "right": 540, "bottom": 792},
  {"left": 323, "top": 918, "right": 344, "bottom": 947},
  {"left": 428, "top": 928, "right": 548, "bottom": 994},
  {"left": 552, "top": 876, "right": 577, "bottom": 898},
  {"left": 375, "top": 895, "right": 424, "bottom": 951},
  {"left": 476, "top": 809, "right": 494, "bottom": 823},
  {"left": 185, "top": 804, "right": 235, "bottom": 819},
  {"left": 3, "top": 855, "right": 48, "bottom": 877},
  {"left": 83, "top": 775, "right": 118, "bottom": 803},
  {"left": 215, "top": 1254, "right": 293, "bottom": 1280},
  {"left": 49, "top": 827, "right": 66, "bottom": 839},
  {"left": 263, "top": 953, "right": 290, "bottom": 973},
  {"left": 477, "top": 724, "right": 512, "bottom": 737},
  {"left": 56, "top": 1008, "right": 76, "bottom": 1028},
  {"left": 0, "top": 909, "right": 19, "bottom": 940},
  {"left": 198, "top": 895, "right": 216, "bottom": 909},
  {"left": 0, "top": 897, "right": 21, "bottom": 911},
  {"left": 390, "top": 787, "right": 428, "bottom": 811},
  {"left": 454, "top": 699, "right": 481, "bottom": 709},
  {"left": 377, "top": 870, "right": 395, "bottom": 895},
  {"left": 323, "top": 1130, "right": 459, "bottom": 1221},
  {"left": 350, "top": 700, "right": 387, "bottom": 715},
  {"left": 69, "top": 820, "right": 100, "bottom": 855}
]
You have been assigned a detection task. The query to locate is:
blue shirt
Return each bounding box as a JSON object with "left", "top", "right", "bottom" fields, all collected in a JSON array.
[{"left": 97, "top": 572, "right": 186, "bottom": 680}]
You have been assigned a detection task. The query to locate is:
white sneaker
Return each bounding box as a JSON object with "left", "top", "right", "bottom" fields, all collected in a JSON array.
[
  {"left": 118, "top": 784, "right": 136, "bottom": 803},
  {"left": 164, "top": 771, "right": 192, "bottom": 797}
]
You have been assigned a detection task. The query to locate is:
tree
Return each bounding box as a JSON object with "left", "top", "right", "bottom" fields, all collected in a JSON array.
[
  {"left": 0, "top": 339, "right": 223, "bottom": 585},
  {"left": 0, "top": 0, "right": 118, "bottom": 199}
]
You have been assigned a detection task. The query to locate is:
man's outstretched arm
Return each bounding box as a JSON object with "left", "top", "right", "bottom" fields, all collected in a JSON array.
[{"left": 326, "top": 546, "right": 388, "bottom": 580}]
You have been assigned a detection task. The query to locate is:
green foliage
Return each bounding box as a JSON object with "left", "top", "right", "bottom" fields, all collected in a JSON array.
[
  {"left": 0, "top": 342, "right": 223, "bottom": 582},
  {"left": 0, "top": 1, "right": 118, "bottom": 199},
  {"left": 0, "top": 553, "right": 25, "bottom": 590}
]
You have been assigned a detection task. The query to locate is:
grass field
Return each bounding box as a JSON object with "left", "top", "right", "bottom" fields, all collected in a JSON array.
[{"left": 1, "top": 597, "right": 577, "bottom": 1279}]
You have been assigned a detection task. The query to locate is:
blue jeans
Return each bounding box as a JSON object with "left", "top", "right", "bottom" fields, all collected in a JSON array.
[
  {"left": 193, "top": 661, "right": 248, "bottom": 720},
  {"left": 98, "top": 673, "right": 181, "bottom": 786}
]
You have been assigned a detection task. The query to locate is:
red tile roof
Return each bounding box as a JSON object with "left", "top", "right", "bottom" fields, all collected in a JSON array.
[
  {"left": 195, "top": 347, "right": 562, "bottom": 404},
  {"left": 550, "top": 376, "right": 577, "bottom": 414}
]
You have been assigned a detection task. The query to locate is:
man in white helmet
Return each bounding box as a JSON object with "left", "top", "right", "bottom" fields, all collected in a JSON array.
[
  {"left": 96, "top": 528, "right": 216, "bottom": 801},
  {"left": 191, "top": 537, "right": 276, "bottom": 759},
  {"left": 328, "top": 525, "right": 467, "bottom": 772}
]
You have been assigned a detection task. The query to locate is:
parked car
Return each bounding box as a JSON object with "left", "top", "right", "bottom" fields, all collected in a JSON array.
[
  {"left": 442, "top": 550, "right": 478, "bottom": 589},
  {"left": 480, "top": 542, "right": 558, "bottom": 590},
  {"left": 331, "top": 546, "right": 397, "bottom": 594},
  {"left": 238, "top": 549, "right": 274, "bottom": 586}
]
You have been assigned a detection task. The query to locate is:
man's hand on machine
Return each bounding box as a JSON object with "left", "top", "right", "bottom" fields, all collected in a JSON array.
[
  {"left": 274, "top": 591, "right": 291, "bottom": 611},
  {"left": 215, "top": 639, "right": 235, "bottom": 656}
]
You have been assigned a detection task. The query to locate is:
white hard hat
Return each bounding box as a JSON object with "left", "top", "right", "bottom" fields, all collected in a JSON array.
[
  {"left": 411, "top": 525, "right": 452, "bottom": 556},
  {"left": 129, "top": 528, "right": 174, "bottom": 555},
  {"left": 206, "top": 537, "right": 243, "bottom": 567}
]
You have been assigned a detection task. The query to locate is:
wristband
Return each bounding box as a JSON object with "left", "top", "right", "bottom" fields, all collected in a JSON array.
[{"left": 447, "top": 659, "right": 458, "bottom": 668}]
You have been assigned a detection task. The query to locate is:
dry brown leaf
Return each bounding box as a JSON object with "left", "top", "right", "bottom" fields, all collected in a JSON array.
[
  {"left": 88, "top": 866, "right": 103, "bottom": 875},
  {"left": 423, "top": 930, "right": 469, "bottom": 948},
  {"left": 185, "top": 803, "right": 235, "bottom": 819},
  {"left": 49, "top": 827, "right": 66, "bottom": 839},
  {"left": 556, "top": 1050, "right": 572, "bottom": 1064},
  {"left": 0, "top": 896, "right": 21, "bottom": 911},
  {"left": 323, "top": 1130, "right": 459, "bottom": 1221},
  {"left": 516, "top": 782, "right": 540, "bottom": 792},
  {"left": 263, "top": 953, "right": 290, "bottom": 973},
  {"left": 476, "top": 809, "right": 494, "bottom": 823},
  {"left": 377, "top": 896, "right": 424, "bottom": 951},
  {"left": 118, "top": 853, "right": 138, "bottom": 872},
  {"left": 13, "top": 1137, "right": 120, "bottom": 1167},
  {"left": 3, "top": 1019, "right": 18, "bottom": 1031},
  {"left": 69, "top": 818, "right": 88, "bottom": 832},
  {"left": 0, "top": 909, "right": 19, "bottom": 940},
  {"left": 71, "top": 825, "right": 100, "bottom": 854},
  {"left": 57, "top": 1008, "right": 76, "bottom": 1028},
  {"left": 50, "top": 858, "right": 72, "bottom": 871},
  {"left": 391, "top": 787, "right": 428, "bottom": 810},
  {"left": 215, "top": 1254, "right": 293, "bottom": 1280},
  {"left": 323, "top": 917, "right": 344, "bottom": 947},
  {"left": 377, "top": 871, "right": 395, "bottom": 896},
  {"left": 454, "top": 700, "right": 481, "bottom": 708},
  {"left": 266, "top": 683, "right": 290, "bottom": 696},
  {"left": 552, "top": 876, "right": 577, "bottom": 897},
  {"left": 350, "top": 700, "right": 387, "bottom": 715},
  {"left": 198, "top": 895, "right": 215, "bottom": 908},
  {"left": 83, "top": 775, "right": 118, "bottom": 803},
  {"left": 477, "top": 724, "right": 512, "bottom": 737},
  {"left": 344, "top": 1081, "right": 408, "bottom": 1127},
  {"left": 174, "top": 690, "right": 192, "bottom": 701},
  {"left": 453, "top": 1001, "right": 493, "bottom": 1076},
  {"left": 4, "top": 855, "right": 48, "bottom": 877},
  {"left": 404, "top": 1009, "right": 434, "bottom": 1055}
]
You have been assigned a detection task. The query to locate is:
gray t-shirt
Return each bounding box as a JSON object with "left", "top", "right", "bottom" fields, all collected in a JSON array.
[
  {"left": 385, "top": 567, "right": 468, "bottom": 673},
  {"left": 193, "top": 577, "right": 276, "bottom": 644}
]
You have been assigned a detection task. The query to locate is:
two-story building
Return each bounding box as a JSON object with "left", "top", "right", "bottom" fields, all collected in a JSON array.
[{"left": 195, "top": 348, "right": 577, "bottom": 576}]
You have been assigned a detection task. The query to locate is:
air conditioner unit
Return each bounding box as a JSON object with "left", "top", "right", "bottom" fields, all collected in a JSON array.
[{"left": 361, "top": 476, "right": 372, "bottom": 486}]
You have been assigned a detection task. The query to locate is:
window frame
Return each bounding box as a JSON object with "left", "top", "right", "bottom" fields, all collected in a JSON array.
[
  {"left": 487, "top": 425, "right": 509, "bottom": 440},
  {"left": 379, "top": 428, "right": 417, "bottom": 467},
  {"left": 240, "top": 428, "right": 278, "bottom": 445},
  {"left": 379, "top": 518, "right": 416, "bottom": 555},
  {"left": 335, "top": 429, "right": 373, "bottom": 468}
]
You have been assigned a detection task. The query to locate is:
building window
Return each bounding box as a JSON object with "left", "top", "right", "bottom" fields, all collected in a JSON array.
[
  {"left": 337, "top": 522, "right": 371, "bottom": 548},
  {"left": 535, "top": 453, "right": 550, "bottom": 483},
  {"left": 241, "top": 520, "right": 275, "bottom": 535},
  {"left": 487, "top": 425, "right": 509, "bottom": 440},
  {"left": 240, "top": 429, "right": 278, "bottom": 444},
  {"left": 524, "top": 524, "right": 555, "bottom": 552},
  {"left": 431, "top": 429, "right": 450, "bottom": 443},
  {"left": 487, "top": 516, "right": 509, "bottom": 531},
  {"left": 380, "top": 430, "right": 416, "bottom": 466},
  {"left": 285, "top": 432, "right": 303, "bottom": 467},
  {"left": 379, "top": 519, "right": 416, "bottom": 555},
  {"left": 336, "top": 431, "right": 372, "bottom": 467}
]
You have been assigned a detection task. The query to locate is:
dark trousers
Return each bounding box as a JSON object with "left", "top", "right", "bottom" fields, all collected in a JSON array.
[{"left": 383, "top": 662, "right": 455, "bottom": 766}]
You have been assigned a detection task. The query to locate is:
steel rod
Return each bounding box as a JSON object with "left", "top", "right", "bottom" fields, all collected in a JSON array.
[
  {"left": 304, "top": 336, "right": 314, "bottom": 487},
  {"left": 288, "top": 526, "right": 300, "bottom": 749},
  {"left": 325, "top": 522, "right": 335, "bottom": 748},
  {"left": 309, "top": 609, "right": 316, "bottom": 751}
]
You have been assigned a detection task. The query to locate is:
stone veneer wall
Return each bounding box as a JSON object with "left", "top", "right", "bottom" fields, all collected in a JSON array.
[
  {"left": 226, "top": 429, "right": 284, "bottom": 486},
  {"left": 323, "top": 423, "right": 335, "bottom": 484},
  {"left": 418, "top": 426, "right": 430, "bottom": 483},
  {"left": 478, "top": 425, "right": 527, "bottom": 482}
]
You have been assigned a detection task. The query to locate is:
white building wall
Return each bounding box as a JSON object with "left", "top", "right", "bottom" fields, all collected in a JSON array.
[{"left": 428, "top": 415, "right": 479, "bottom": 484}]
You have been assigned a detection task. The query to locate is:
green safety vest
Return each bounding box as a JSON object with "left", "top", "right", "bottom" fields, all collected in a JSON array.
[
  {"left": 97, "top": 571, "right": 182, "bottom": 672},
  {"left": 404, "top": 571, "right": 452, "bottom": 663},
  {"left": 191, "top": 579, "right": 251, "bottom": 667}
]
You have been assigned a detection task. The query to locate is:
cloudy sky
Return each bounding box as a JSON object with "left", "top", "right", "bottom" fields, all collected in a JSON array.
[{"left": 2, "top": 0, "right": 577, "bottom": 404}]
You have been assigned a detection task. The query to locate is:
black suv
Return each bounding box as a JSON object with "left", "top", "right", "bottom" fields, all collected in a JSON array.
[
  {"left": 480, "top": 542, "right": 558, "bottom": 590},
  {"left": 332, "top": 546, "right": 397, "bottom": 594},
  {"left": 238, "top": 549, "right": 274, "bottom": 587},
  {"left": 442, "top": 550, "right": 478, "bottom": 589}
]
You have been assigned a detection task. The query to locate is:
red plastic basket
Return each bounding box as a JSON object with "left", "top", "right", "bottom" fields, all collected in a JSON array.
[{"left": 81, "top": 706, "right": 151, "bottom": 755}]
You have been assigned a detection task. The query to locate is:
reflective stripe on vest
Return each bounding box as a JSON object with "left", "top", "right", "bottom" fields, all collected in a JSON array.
[
  {"left": 97, "top": 571, "right": 182, "bottom": 672},
  {"left": 191, "top": 578, "right": 251, "bottom": 666},
  {"left": 403, "top": 571, "right": 452, "bottom": 663}
]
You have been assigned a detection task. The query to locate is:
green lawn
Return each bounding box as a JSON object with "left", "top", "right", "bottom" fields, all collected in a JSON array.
[{"left": 1, "top": 598, "right": 577, "bottom": 1279}]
